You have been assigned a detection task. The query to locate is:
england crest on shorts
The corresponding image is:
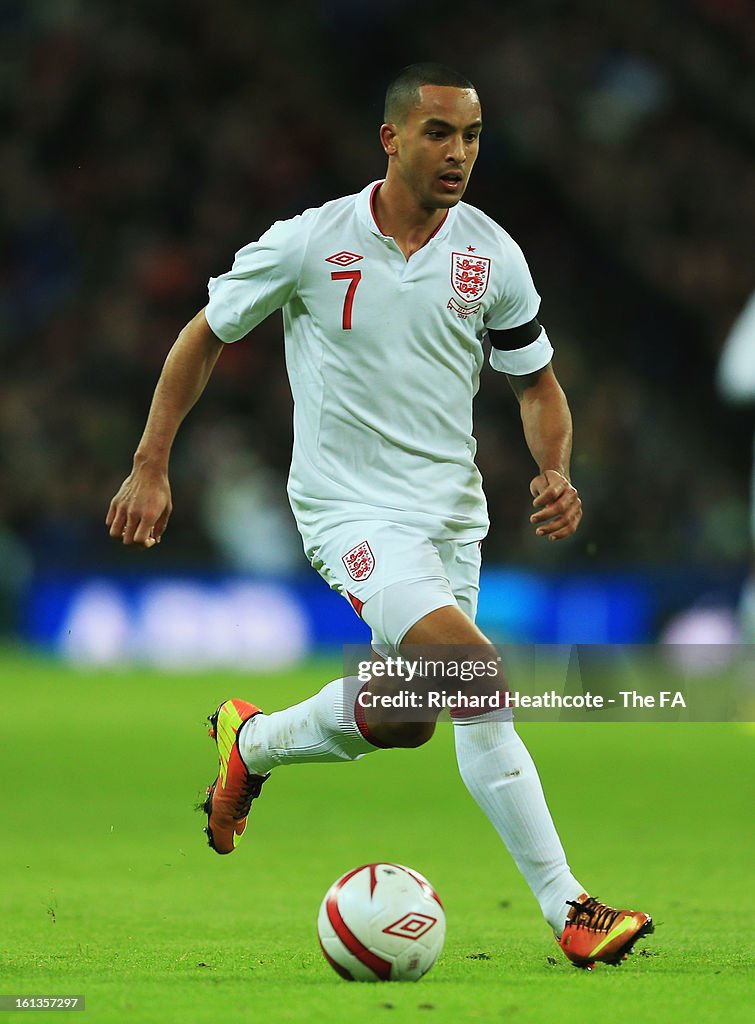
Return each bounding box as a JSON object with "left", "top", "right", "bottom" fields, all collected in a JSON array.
[
  {"left": 342, "top": 540, "right": 375, "bottom": 582},
  {"left": 451, "top": 252, "right": 491, "bottom": 302}
]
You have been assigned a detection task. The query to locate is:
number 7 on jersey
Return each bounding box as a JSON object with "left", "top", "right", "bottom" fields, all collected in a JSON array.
[{"left": 331, "top": 270, "right": 362, "bottom": 330}]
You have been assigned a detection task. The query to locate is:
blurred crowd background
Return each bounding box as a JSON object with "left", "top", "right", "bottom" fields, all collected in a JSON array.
[{"left": 1, "top": 0, "right": 753, "bottom": 638}]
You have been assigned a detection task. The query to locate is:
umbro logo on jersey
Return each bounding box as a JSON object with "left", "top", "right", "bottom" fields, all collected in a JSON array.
[{"left": 325, "top": 251, "right": 363, "bottom": 266}]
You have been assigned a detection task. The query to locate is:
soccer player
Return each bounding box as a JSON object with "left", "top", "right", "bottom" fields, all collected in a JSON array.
[
  {"left": 717, "top": 290, "right": 755, "bottom": 642},
  {"left": 106, "top": 63, "right": 652, "bottom": 969}
]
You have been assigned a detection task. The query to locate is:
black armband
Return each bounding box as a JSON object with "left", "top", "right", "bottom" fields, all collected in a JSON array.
[{"left": 487, "top": 317, "right": 542, "bottom": 351}]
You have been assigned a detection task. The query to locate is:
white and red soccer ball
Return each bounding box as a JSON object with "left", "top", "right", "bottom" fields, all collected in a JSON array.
[{"left": 317, "top": 863, "right": 446, "bottom": 982}]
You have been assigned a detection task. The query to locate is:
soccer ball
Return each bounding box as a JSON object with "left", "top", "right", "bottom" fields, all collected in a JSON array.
[{"left": 317, "top": 863, "right": 446, "bottom": 982}]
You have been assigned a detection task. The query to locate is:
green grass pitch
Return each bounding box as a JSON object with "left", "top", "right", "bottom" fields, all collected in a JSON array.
[{"left": 0, "top": 649, "right": 752, "bottom": 1023}]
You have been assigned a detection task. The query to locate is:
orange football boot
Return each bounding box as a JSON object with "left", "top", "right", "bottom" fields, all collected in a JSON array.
[
  {"left": 557, "top": 894, "right": 654, "bottom": 969},
  {"left": 203, "top": 699, "right": 269, "bottom": 854}
]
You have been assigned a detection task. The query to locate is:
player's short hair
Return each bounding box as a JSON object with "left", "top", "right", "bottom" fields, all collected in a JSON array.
[{"left": 384, "top": 63, "right": 476, "bottom": 124}]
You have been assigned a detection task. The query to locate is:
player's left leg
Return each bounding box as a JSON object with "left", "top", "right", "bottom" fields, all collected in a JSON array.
[
  {"left": 404, "top": 540, "right": 653, "bottom": 966},
  {"left": 386, "top": 598, "right": 586, "bottom": 936}
]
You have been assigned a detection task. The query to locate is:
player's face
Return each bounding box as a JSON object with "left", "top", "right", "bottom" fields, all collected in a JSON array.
[{"left": 387, "top": 86, "right": 482, "bottom": 209}]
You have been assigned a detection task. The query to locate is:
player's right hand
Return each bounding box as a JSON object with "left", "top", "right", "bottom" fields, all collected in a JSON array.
[{"left": 106, "top": 462, "right": 172, "bottom": 548}]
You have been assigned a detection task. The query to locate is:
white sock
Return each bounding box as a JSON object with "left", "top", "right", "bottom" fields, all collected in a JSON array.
[
  {"left": 239, "top": 677, "right": 378, "bottom": 774},
  {"left": 453, "top": 713, "right": 584, "bottom": 933}
]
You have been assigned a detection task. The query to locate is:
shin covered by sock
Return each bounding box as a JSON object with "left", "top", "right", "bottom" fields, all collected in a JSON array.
[
  {"left": 453, "top": 713, "right": 584, "bottom": 933},
  {"left": 239, "top": 678, "right": 383, "bottom": 774}
]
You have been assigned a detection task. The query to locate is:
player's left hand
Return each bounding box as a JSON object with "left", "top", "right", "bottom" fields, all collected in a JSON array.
[{"left": 529, "top": 470, "right": 582, "bottom": 540}]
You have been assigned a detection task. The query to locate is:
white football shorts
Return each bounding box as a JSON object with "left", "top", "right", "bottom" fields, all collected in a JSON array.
[{"left": 307, "top": 521, "right": 483, "bottom": 650}]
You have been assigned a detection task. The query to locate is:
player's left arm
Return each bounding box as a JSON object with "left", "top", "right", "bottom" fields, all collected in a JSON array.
[{"left": 506, "top": 363, "right": 583, "bottom": 541}]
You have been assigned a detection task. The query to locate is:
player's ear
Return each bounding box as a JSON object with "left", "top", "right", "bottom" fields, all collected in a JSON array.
[{"left": 380, "top": 122, "right": 398, "bottom": 157}]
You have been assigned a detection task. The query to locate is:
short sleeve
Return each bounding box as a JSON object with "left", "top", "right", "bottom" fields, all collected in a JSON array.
[
  {"left": 205, "top": 215, "right": 307, "bottom": 343},
  {"left": 484, "top": 235, "right": 541, "bottom": 331},
  {"left": 489, "top": 328, "right": 554, "bottom": 375}
]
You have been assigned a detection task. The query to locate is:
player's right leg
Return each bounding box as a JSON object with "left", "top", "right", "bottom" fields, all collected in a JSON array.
[
  {"left": 202, "top": 523, "right": 455, "bottom": 853},
  {"left": 202, "top": 698, "right": 268, "bottom": 855},
  {"left": 202, "top": 678, "right": 391, "bottom": 854}
]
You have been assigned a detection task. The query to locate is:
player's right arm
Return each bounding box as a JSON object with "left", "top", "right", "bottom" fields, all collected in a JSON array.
[
  {"left": 106, "top": 309, "right": 224, "bottom": 547},
  {"left": 108, "top": 212, "right": 307, "bottom": 546}
]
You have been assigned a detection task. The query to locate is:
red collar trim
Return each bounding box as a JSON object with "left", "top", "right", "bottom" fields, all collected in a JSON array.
[
  {"left": 427, "top": 209, "right": 449, "bottom": 241},
  {"left": 369, "top": 181, "right": 386, "bottom": 234}
]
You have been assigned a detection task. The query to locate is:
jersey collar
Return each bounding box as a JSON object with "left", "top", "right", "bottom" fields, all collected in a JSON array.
[{"left": 355, "top": 180, "right": 458, "bottom": 244}]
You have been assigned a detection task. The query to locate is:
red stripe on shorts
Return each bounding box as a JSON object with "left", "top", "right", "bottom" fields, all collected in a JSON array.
[{"left": 354, "top": 682, "right": 394, "bottom": 748}]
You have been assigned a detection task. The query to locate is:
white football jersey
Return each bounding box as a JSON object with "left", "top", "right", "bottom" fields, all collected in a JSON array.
[{"left": 205, "top": 181, "right": 553, "bottom": 552}]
